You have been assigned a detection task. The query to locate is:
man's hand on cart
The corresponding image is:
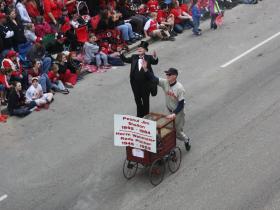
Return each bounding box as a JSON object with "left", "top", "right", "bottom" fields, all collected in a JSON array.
[{"left": 166, "top": 113, "right": 176, "bottom": 120}]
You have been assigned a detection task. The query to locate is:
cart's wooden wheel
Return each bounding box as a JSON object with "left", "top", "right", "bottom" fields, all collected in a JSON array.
[
  {"left": 168, "top": 147, "right": 182, "bottom": 173},
  {"left": 149, "top": 158, "right": 165, "bottom": 186},
  {"left": 123, "top": 159, "right": 138, "bottom": 180}
]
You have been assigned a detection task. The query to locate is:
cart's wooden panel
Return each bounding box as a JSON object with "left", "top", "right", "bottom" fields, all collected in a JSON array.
[{"left": 126, "top": 130, "right": 176, "bottom": 165}]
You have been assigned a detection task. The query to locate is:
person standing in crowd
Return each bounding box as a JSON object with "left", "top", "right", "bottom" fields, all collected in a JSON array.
[
  {"left": 142, "top": 64, "right": 191, "bottom": 151},
  {"left": 191, "top": 0, "right": 202, "bottom": 36},
  {"left": 0, "top": 12, "right": 14, "bottom": 56},
  {"left": 120, "top": 41, "right": 158, "bottom": 118},
  {"left": 209, "top": 0, "right": 221, "bottom": 29},
  {"left": 6, "top": 8, "right": 27, "bottom": 51},
  {"left": 16, "top": 0, "right": 32, "bottom": 24}
]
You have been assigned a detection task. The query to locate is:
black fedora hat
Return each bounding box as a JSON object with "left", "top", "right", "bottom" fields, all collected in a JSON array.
[{"left": 138, "top": 41, "right": 149, "bottom": 51}]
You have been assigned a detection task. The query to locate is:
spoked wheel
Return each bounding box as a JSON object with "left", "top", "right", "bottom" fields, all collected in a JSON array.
[
  {"left": 123, "top": 159, "right": 138, "bottom": 180},
  {"left": 168, "top": 147, "right": 182, "bottom": 173},
  {"left": 149, "top": 159, "right": 165, "bottom": 186}
]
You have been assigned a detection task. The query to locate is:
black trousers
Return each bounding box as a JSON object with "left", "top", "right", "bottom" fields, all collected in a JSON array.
[{"left": 130, "top": 80, "right": 150, "bottom": 118}]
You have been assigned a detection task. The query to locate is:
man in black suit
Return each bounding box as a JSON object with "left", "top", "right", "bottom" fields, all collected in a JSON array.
[{"left": 120, "top": 41, "right": 158, "bottom": 118}]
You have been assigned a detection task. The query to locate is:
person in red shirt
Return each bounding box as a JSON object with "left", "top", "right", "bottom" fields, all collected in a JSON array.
[
  {"left": 43, "top": 0, "right": 63, "bottom": 26},
  {"left": 157, "top": 3, "right": 176, "bottom": 36},
  {"left": 25, "top": 0, "right": 40, "bottom": 20},
  {"left": 1, "top": 50, "right": 29, "bottom": 90},
  {"left": 170, "top": 0, "right": 194, "bottom": 33},
  {"left": 147, "top": 0, "right": 159, "bottom": 13},
  {"left": 144, "top": 12, "right": 174, "bottom": 41},
  {"left": 47, "top": 64, "right": 69, "bottom": 94},
  {"left": 64, "top": 0, "right": 76, "bottom": 14}
]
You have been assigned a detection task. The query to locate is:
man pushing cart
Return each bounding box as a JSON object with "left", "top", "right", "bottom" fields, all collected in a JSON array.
[{"left": 142, "top": 61, "right": 191, "bottom": 151}]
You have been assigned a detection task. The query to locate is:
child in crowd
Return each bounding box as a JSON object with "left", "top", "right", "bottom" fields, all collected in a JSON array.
[
  {"left": 25, "top": 77, "right": 53, "bottom": 108},
  {"left": 24, "top": 23, "right": 42, "bottom": 43},
  {"left": 1, "top": 50, "right": 28, "bottom": 90},
  {"left": 83, "top": 33, "right": 111, "bottom": 70},
  {"left": 144, "top": 12, "right": 175, "bottom": 41},
  {"left": 48, "top": 64, "right": 69, "bottom": 94},
  {"left": 191, "top": 0, "right": 202, "bottom": 35}
]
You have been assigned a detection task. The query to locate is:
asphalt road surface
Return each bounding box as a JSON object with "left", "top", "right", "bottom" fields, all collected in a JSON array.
[{"left": 1, "top": 1, "right": 280, "bottom": 209}]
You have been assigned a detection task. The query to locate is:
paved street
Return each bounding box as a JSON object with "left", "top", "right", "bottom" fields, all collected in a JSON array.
[{"left": 1, "top": 1, "right": 280, "bottom": 209}]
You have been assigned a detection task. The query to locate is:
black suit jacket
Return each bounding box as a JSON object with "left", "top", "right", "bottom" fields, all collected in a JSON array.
[
  {"left": 120, "top": 53, "right": 158, "bottom": 81},
  {"left": 121, "top": 53, "right": 158, "bottom": 96}
]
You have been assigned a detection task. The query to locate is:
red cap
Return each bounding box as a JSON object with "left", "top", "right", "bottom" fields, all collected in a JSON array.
[
  {"left": 0, "top": 13, "right": 6, "bottom": 19},
  {"left": 6, "top": 50, "right": 18, "bottom": 58}
]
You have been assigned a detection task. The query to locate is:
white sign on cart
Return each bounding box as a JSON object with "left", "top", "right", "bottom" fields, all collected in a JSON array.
[{"left": 114, "top": 114, "right": 157, "bottom": 153}]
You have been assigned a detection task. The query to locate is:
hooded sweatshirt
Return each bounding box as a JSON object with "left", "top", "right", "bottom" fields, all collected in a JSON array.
[{"left": 83, "top": 41, "right": 99, "bottom": 64}]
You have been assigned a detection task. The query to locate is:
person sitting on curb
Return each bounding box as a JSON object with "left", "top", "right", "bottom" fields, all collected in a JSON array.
[
  {"left": 47, "top": 64, "right": 69, "bottom": 94},
  {"left": 142, "top": 61, "right": 191, "bottom": 151},
  {"left": 7, "top": 81, "right": 37, "bottom": 117},
  {"left": 25, "top": 77, "right": 53, "bottom": 109},
  {"left": 83, "top": 33, "right": 111, "bottom": 70},
  {"left": 144, "top": 12, "right": 175, "bottom": 41}
]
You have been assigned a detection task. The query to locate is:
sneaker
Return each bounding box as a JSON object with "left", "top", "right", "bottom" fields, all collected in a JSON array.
[
  {"left": 61, "top": 89, "right": 69, "bottom": 94},
  {"left": 171, "top": 30, "right": 178, "bottom": 36},
  {"left": 184, "top": 139, "right": 191, "bottom": 151},
  {"left": 193, "top": 32, "right": 202, "bottom": 36},
  {"left": 168, "top": 36, "right": 176, "bottom": 41}
]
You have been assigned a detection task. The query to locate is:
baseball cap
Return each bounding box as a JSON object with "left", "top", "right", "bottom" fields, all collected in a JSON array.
[
  {"left": 164, "top": 68, "right": 178, "bottom": 76},
  {"left": 6, "top": 50, "right": 18, "bottom": 58},
  {"left": 0, "top": 13, "right": 6, "bottom": 19},
  {"left": 31, "top": 77, "right": 39, "bottom": 82}
]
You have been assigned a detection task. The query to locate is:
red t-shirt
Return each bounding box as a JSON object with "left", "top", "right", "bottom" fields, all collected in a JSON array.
[
  {"left": 65, "top": 0, "right": 76, "bottom": 14},
  {"left": 171, "top": 7, "right": 182, "bottom": 24},
  {"left": 47, "top": 71, "right": 59, "bottom": 82},
  {"left": 147, "top": 0, "right": 158, "bottom": 13},
  {"left": 157, "top": 9, "right": 168, "bottom": 23},
  {"left": 26, "top": 2, "right": 41, "bottom": 18},
  {"left": 43, "top": 0, "right": 63, "bottom": 23}
]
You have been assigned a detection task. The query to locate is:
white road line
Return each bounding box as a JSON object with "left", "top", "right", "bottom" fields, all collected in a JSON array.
[
  {"left": 0, "top": 194, "right": 8, "bottom": 202},
  {"left": 221, "top": 31, "right": 280, "bottom": 68}
]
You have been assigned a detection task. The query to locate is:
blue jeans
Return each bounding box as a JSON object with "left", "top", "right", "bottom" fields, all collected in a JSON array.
[
  {"left": 95, "top": 53, "right": 108, "bottom": 66},
  {"left": 51, "top": 80, "right": 65, "bottom": 91},
  {"left": 192, "top": 18, "right": 200, "bottom": 34},
  {"left": 117, "top": 23, "right": 135, "bottom": 41},
  {"left": 39, "top": 73, "right": 52, "bottom": 93},
  {"left": 41, "top": 57, "right": 52, "bottom": 74}
]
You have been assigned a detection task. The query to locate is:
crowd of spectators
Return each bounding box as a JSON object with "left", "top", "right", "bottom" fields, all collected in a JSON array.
[{"left": 0, "top": 0, "right": 258, "bottom": 118}]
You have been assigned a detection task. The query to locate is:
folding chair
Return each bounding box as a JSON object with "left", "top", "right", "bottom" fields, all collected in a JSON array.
[{"left": 75, "top": 25, "right": 89, "bottom": 43}]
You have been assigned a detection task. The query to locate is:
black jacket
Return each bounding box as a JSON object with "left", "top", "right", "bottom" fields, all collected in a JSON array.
[
  {"left": 6, "top": 18, "right": 27, "bottom": 48},
  {"left": 7, "top": 89, "right": 25, "bottom": 114},
  {"left": 0, "top": 24, "right": 14, "bottom": 50},
  {"left": 120, "top": 53, "right": 158, "bottom": 81}
]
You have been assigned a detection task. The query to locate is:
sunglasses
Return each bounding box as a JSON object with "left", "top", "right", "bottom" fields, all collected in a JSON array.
[{"left": 166, "top": 74, "right": 172, "bottom": 76}]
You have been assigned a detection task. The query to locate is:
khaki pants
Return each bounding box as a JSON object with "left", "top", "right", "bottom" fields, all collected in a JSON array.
[{"left": 170, "top": 110, "right": 189, "bottom": 142}]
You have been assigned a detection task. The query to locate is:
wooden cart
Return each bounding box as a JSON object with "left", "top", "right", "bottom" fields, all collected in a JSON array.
[{"left": 123, "top": 112, "right": 182, "bottom": 186}]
